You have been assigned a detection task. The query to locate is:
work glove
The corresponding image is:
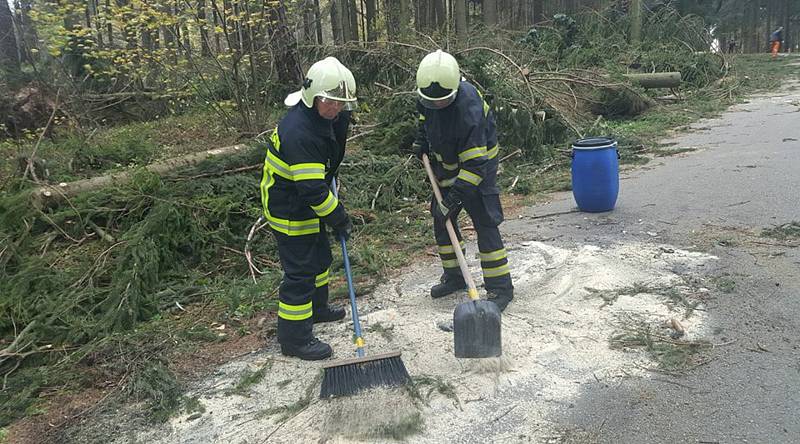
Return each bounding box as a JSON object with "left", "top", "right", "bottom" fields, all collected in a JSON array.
[
  {"left": 330, "top": 215, "right": 353, "bottom": 241},
  {"left": 412, "top": 142, "right": 428, "bottom": 160},
  {"left": 435, "top": 189, "right": 462, "bottom": 222}
]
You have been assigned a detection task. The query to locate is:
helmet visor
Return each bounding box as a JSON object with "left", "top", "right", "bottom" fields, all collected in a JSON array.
[
  {"left": 318, "top": 95, "right": 358, "bottom": 111},
  {"left": 417, "top": 88, "right": 457, "bottom": 110},
  {"left": 317, "top": 82, "right": 357, "bottom": 111}
]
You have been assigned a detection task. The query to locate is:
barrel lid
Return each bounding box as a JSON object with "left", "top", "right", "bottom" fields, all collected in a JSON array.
[{"left": 572, "top": 137, "right": 617, "bottom": 149}]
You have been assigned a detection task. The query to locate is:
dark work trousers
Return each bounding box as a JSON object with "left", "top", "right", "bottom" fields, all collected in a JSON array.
[
  {"left": 431, "top": 188, "right": 513, "bottom": 292},
  {"left": 273, "top": 228, "right": 333, "bottom": 346}
]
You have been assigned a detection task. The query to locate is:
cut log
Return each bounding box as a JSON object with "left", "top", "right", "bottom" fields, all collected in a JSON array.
[
  {"left": 32, "top": 144, "right": 253, "bottom": 206},
  {"left": 624, "top": 72, "right": 682, "bottom": 89}
]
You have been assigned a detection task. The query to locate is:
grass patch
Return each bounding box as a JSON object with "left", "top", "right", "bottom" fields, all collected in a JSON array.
[
  {"left": 258, "top": 374, "right": 320, "bottom": 421},
  {"left": 366, "top": 322, "right": 395, "bottom": 341},
  {"left": 610, "top": 322, "right": 711, "bottom": 371},
  {"left": 586, "top": 281, "right": 701, "bottom": 317},
  {"left": 761, "top": 222, "right": 800, "bottom": 240},
  {"left": 405, "top": 375, "right": 459, "bottom": 407},
  {"left": 225, "top": 361, "right": 272, "bottom": 397},
  {"left": 713, "top": 275, "right": 737, "bottom": 294}
]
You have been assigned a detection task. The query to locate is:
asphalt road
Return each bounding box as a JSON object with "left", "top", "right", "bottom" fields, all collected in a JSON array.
[{"left": 501, "top": 75, "right": 800, "bottom": 443}]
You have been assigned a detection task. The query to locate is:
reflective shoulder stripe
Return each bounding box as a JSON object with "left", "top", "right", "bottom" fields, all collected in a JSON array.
[
  {"left": 310, "top": 191, "right": 339, "bottom": 217},
  {"left": 419, "top": 114, "right": 426, "bottom": 122},
  {"left": 483, "top": 263, "right": 510, "bottom": 278},
  {"left": 270, "top": 128, "right": 281, "bottom": 152},
  {"left": 278, "top": 301, "right": 313, "bottom": 321},
  {"left": 289, "top": 162, "right": 326, "bottom": 181},
  {"left": 457, "top": 169, "right": 483, "bottom": 186},
  {"left": 458, "top": 146, "right": 487, "bottom": 163},
  {"left": 487, "top": 145, "right": 499, "bottom": 160},
  {"left": 267, "top": 215, "right": 320, "bottom": 236},
  {"left": 479, "top": 248, "right": 507, "bottom": 262}
]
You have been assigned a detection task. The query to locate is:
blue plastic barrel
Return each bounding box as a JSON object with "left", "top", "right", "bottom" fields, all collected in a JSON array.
[{"left": 571, "top": 137, "right": 619, "bottom": 212}]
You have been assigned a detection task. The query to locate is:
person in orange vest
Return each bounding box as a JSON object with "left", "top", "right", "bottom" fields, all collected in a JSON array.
[{"left": 770, "top": 27, "right": 784, "bottom": 60}]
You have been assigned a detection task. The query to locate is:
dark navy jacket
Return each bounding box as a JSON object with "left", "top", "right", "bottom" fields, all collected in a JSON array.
[
  {"left": 260, "top": 104, "right": 350, "bottom": 236},
  {"left": 414, "top": 81, "right": 500, "bottom": 199}
]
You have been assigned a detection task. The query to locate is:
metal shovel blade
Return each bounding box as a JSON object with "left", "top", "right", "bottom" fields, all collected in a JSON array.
[{"left": 453, "top": 299, "right": 502, "bottom": 358}]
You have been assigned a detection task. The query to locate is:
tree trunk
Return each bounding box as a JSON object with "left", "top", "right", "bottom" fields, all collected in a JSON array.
[
  {"left": 365, "top": 0, "right": 377, "bottom": 41},
  {"left": 624, "top": 72, "right": 682, "bottom": 88},
  {"left": 533, "top": 0, "right": 545, "bottom": 24},
  {"left": 432, "top": 0, "right": 445, "bottom": 29},
  {"left": 386, "top": 0, "right": 408, "bottom": 38},
  {"left": 267, "top": 0, "right": 303, "bottom": 87},
  {"left": 313, "top": 0, "right": 323, "bottom": 44},
  {"left": 32, "top": 144, "right": 252, "bottom": 207},
  {"left": 331, "top": 0, "right": 344, "bottom": 43},
  {"left": 0, "top": 0, "right": 19, "bottom": 72},
  {"left": 484, "top": 0, "right": 497, "bottom": 26},
  {"left": 630, "top": 0, "right": 641, "bottom": 44},
  {"left": 455, "top": 0, "right": 467, "bottom": 35},
  {"left": 347, "top": 0, "right": 359, "bottom": 41}
]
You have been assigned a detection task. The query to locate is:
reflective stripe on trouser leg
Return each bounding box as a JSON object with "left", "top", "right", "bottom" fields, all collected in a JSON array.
[
  {"left": 312, "top": 231, "right": 333, "bottom": 309},
  {"left": 274, "top": 230, "right": 330, "bottom": 346},
  {"left": 461, "top": 196, "right": 513, "bottom": 292},
  {"left": 476, "top": 224, "right": 513, "bottom": 291},
  {"left": 432, "top": 192, "right": 464, "bottom": 279}
]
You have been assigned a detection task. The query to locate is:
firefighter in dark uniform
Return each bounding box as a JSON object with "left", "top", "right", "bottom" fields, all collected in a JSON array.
[
  {"left": 260, "top": 57, "right": 357, "bottom": 360},
  {"left": 412, "top": 50, "right": 514, "bottom": 311}
]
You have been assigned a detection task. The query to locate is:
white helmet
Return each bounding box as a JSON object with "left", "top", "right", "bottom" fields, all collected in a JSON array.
[
  {"left": 416, "top": 50, "right": 461, "bottom": 109},
  {"left": 284, "top": 57, "right": 358, "bottom": 110}
]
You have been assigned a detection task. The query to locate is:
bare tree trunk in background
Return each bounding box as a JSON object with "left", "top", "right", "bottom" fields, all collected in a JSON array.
[
  {"left": 210, "top": 0, "right": 222, "bottom": 51},
  {"left": 347, "top": 0, "right": 359, "bottom": 41},
  {"left": 564, "top": 0, "right": 577, "bottom": 15},
  {"left": 630, "top": 0, "right": 641, "bottom": 44},
  {"left": 331, "top": 0, "right": 344, "bottom": 43},
  {"left": 313, "top": 0, "right": 323, "bottom": 44},
  {"left": 0, "top": 0, "right": 19, "bottom": 72},
  {"left": 433, "top": 0, "right": 445, "bottom": 30},
  {"left": 783, "top": 0, "right": 791, "bottom": 52},
  {"left": 533, "top": 0, "right": 545, "bottom": 24},
  {"left": 455, "top": 0, "right": 467, "bottom": 35},
  {"left": 366, "top": 0, "right": 377, "bottom": 41},
  {"left": 748, "top": 0, "right": 759, "bottom": 53},
  {"left": 386, "top": 0, "right": 408, "bottom": 38},
  {"left": 268, "top": 1, "right": 303, "bottom": 87},
  {"left": 484, "top": 0, "right": 497, "bottom": 26}
]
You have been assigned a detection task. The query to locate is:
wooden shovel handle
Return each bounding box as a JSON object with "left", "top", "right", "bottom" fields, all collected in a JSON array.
[{"left": 422, "top": 154, "right": 480, "bottom": 301}]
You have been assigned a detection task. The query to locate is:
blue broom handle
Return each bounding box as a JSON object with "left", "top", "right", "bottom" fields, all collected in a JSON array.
[{"left": 331, "top": 177, "right": 365, "bottom": 358}]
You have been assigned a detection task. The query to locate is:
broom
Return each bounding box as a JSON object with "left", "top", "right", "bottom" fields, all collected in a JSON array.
[{"left": 319, "top": 178, "right": 410, "bottom": 398}]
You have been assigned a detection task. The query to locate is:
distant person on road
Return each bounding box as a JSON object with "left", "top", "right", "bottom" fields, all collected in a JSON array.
[
  {"left": 260, "top": 57, "right": 356, "bottom": 361},
  {"left": 411, "top": 50, "right": 514, "bottom": 312},
  {"left": 770, "top": 27, "right": 784, "bottom": 59}
]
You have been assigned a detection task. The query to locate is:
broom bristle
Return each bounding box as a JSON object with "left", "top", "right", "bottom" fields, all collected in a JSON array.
[{"left": 320, "top": 353, "right": 410, "bottom": 398}]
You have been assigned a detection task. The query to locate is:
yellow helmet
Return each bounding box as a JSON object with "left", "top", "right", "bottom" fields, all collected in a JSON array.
[
  {"left": 416, "top": 50, "right": 460, "bottom": 109},
  {"left": 284, "top": 57, "right": 358, "bottom": 110}
]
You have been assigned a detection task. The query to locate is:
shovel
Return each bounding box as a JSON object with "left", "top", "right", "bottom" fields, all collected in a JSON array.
[{"left": 422, "top": 154, "right": 502, "bottom": 358}]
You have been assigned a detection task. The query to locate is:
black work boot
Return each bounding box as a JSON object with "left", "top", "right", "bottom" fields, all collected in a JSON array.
[
  {"left": 313, "top": 305, "right": 346, "bottom": 323},
  {"left": 487, "top": 288, "right": 514, "bottom": 312},
  {"left": 431, "top": 274, "right": 467, "bottom": 299},
  {"left": 280, "top": 338, "right": 333, "bottom": 361}
]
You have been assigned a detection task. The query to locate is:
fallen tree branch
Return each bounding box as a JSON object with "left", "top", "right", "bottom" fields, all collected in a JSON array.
[{"left": 31, "top": 143, "right": 252, "bottom": 206}]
